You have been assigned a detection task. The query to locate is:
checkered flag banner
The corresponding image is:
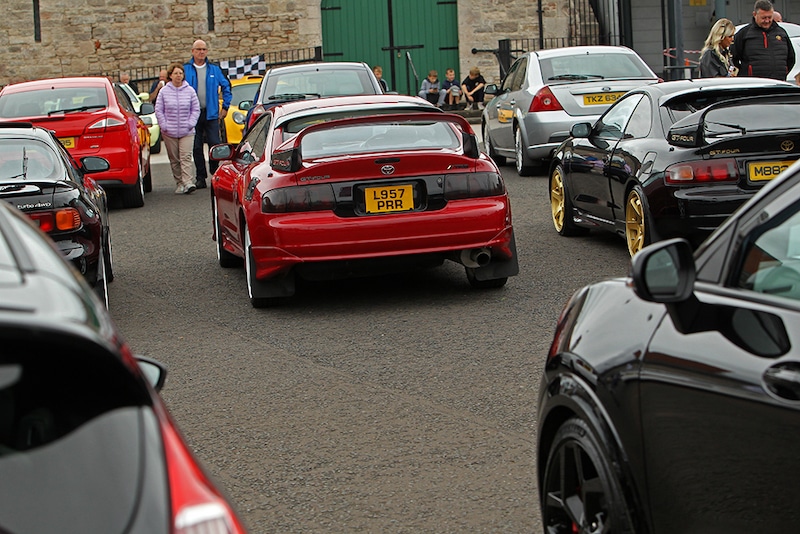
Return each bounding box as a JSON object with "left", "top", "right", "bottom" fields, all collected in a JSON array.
[{"left": 219, "top": 55, "right": 267, "bottom": 79}]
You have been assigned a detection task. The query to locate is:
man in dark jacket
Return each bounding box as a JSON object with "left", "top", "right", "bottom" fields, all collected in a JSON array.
[
  {"left": 184, "top": 39, "right": 232, "bottom": 189},
  {"left": 732, "top": 0, "right": 795, "bottom": 80}
]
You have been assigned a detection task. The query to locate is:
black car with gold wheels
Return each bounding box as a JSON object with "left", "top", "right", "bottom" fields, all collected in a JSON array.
[{"left": 548, "top": 77, "right": 800, "bottom": 256}]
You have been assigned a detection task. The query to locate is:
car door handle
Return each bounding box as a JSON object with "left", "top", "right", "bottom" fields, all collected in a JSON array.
[{"left": 763, "top": 362, "right": 800, "bottom": 401}]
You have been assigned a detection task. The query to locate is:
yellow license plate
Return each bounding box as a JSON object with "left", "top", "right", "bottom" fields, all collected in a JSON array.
[
  {"left": 365, "top": 184, "right": 414, "bottom": 214},
  {"left": 583, "top": 92, "right": 625, "bottom": 106},
  {"left": 59, "top": 137, "right": 76, "bottom": 149},
  {"left": 748, "top": 160, "right": 795, "bottom": 181}
]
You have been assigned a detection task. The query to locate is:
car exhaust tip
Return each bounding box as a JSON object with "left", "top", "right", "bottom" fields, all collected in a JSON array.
[{"left": 460, "top": 248, "right": 492, "bottom": 268}]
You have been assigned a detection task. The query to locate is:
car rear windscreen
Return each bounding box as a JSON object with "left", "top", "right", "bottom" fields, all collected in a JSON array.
[{"left": 0, "top": 87, "right": 109, "bottom": 118}]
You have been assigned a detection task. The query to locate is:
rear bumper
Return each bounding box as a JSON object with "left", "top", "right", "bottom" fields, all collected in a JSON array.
[
  {"left": 649, "top": 183, "right": 756, "bottom": 244},
  {"left": 249, "top": 198, "right": 516, "bottom": 280},
  {"left": 521, "top": 111, "right": 599, "bottom": 160}
]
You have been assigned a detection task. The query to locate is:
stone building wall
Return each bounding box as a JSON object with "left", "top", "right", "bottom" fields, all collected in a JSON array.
[{"left": 0, "top": 0, "right": 566, "bottom": 88}]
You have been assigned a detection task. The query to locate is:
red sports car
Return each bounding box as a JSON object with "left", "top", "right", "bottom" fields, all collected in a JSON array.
[
  {"left": 0, "top": 76, "right": 152, "bottom": 208},
  {"left": 209, "top": 95, "right": 518, "bottom": 307}
]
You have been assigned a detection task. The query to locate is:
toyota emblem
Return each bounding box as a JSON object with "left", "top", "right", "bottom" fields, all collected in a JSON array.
[
  {"left": 781, "top": 140, "right": 795, "bottom": 152},
  {"left": 381, "top": 165, "right": 395, "bottom": 175}
]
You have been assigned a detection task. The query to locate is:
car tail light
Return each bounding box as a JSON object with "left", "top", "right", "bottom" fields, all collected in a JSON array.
[
  {"left": 262, "top": 184, "right": 336, "bottom": 213},
  {"left": 161, "top": 415, "right": 246, "bottom": 534},
  {"left": 248, "top": 105, "right": 266, "bottom": 128},
  {"left": 665, "top": 158, "right": 738, "bottom": 184},
  {"left": 89, "top": 116, "right": 126, "bottom": 130},
  {"left": 27, "top": 208, "right": 81, "bottom": 232},
  {"left": 529, "top": 86, "right": 563, "bottom": 112},
  {"left": 444, "top": 172, "right": 505, "bottom": 200}
]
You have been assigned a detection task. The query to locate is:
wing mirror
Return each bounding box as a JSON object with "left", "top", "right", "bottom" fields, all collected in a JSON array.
[
  {"left": 209, "top": 144, "right": 234, "bottom": 161},
  {"left": 80, "top": 156, "right": 111, "bottom": 174},
  {"left": 139, "top": 102, "right": 155, "bottom": 115},
  {"left": 136, "top": 356, "right": 167, "bottom": 392},
  {"left": 484, "top": 84, "right": 498, "bottom": 96},
  {"left": 570, "top": 122, "right": 593, "bottom": 138}
]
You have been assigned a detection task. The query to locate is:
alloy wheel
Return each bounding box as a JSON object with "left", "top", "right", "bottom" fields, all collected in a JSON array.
[
  {"left": 625, "top": 188, "right": 646, "bottom": 256},
  {"left": 551, "top": 168, "right": 566, "bottom": 232}
]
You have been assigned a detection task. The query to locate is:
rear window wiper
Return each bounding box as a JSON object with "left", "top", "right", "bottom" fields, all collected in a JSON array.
[
  {"left": 548, "top": 74, "right": 605, "bottom": 81},
  {"left": 267, "top": 93, "right": 321, "bottom": 101},
  {"left": 48, "top": 105, "right": 106, "bottom": 116},
  {"left": 705, "top": 120, "right": 746, "bottom": 135}
]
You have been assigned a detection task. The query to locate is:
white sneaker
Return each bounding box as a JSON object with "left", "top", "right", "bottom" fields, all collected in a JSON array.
[
  {"left": 184, "top": 183, "right": 196, "bottom": 195},
  {"left": 175, "top": 184, "right": 186, "bottom": 194},
  {"left": 477, "top": 102, "right": 485, "bottom": 110}
]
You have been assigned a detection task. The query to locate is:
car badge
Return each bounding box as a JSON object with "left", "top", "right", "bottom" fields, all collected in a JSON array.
[
  {"left": 781, "top": 140, "right": 794, "bottom": 152},
  {"left": 381, "top": 165, "right": 395, "bottom": 175},
  {"left": 602, "top": 86, "right": 611, "bottom": 92}
]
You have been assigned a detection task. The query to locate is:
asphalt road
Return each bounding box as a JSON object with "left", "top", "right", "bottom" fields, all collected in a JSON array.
[{"left": 107, "top": 149, "right": 632, "bottom": 532}]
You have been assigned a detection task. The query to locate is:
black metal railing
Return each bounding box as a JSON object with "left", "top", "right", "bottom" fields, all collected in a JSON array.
[{"left": 93, "top": 46, "right": 323, "bottom": 95}]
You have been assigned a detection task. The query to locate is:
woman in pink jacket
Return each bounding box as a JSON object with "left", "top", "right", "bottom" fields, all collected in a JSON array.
[{"left": 155, "top": 63, "right": 201, "bottom": 194}]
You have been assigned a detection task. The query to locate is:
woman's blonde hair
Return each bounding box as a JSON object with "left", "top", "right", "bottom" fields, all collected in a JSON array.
[{"left": 702, "top": 18, "right": 735, "bottom": 53}]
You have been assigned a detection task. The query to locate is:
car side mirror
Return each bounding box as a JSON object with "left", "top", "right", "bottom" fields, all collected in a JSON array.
[
  {"left": 484, "top": 84, "right": 498, "bottom": 96},
  {"left": 139, "top": 102, "right": 155, "bottom": 115},
  {"left": 238, "top": 100, "right": 252, "bottom": 111},
  {"left": 631, "top": 238, "right": 695, "bottom": 303},
  {"left": 570, "top": 122, "right": 593, "bottom": 138},
  {"left": 80, "top": 156, "right": 111, "bottom": 174},
  {"left": 209, "top": 144, "right": 234, "bottom": 161},
  {"left": 136, "top": 356, "right": 167, "bottom": 392}
]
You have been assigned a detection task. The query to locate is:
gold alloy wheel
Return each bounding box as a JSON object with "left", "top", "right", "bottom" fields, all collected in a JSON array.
[
  {"left": 625, "top": 188, "right": 646, "bottom": 256},
  {"left": 550, "top": 168, "right": 565, "bottom": 232}
]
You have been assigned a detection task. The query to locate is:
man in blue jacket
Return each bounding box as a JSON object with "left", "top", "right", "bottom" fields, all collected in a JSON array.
[{"left": 184, "top": 39, "right": 232, "bottom": 189}]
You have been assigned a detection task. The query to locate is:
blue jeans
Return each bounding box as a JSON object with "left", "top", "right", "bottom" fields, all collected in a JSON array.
[{"left": 193, "top": 109, "right": 221, "bottom": 181}]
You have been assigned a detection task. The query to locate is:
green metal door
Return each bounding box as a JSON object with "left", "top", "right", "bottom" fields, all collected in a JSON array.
[{"left": 321, "top": 0, "right": 459, "bottom": 96}]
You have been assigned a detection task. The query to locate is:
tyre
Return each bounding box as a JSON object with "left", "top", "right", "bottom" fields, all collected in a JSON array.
[
  {"left": 214, "top": 195, "right": 242, "bottom": 268},
  {"left": 244, "top": 224, "right": 278, "bottom": 308},
  {"left": 94, "top": 243, "right": 109, "bottom": 309},
  {"left": 625, "top": 185, "right": 651, "bottom": 257},
  {"left": 550, "top": 164, "right": 588, "bottom": 237},
  {"left": 514, "top": 126, "right": 535, "bottom": 176},
  {"left": 465, "top": 267, "right": 507, "bottom": 289},
  {"left": 121, "top": 161, "right": 145, "bottom": 208},
  {"left": 483, "top": 125, "right": 506, "bottom": 166},
  {"left": 143, "top": 162, "right": 152, "bottom": 193},
  {"left": 151, "top": 134, "right": 161, "bottom": 154},
  {"left": 103, "top": 226, "right": 114, "bottom": 283},
  {"left": 542, "top": 417, "right": 635, "bottom": 534}
]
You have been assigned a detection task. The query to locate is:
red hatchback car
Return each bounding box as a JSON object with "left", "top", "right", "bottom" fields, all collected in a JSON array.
[
  {"left": 210, "top": 95, "right": 518, "bottom": 307},
  {"left": 0, "top": 77, "right": 152, "bottom": 208}
]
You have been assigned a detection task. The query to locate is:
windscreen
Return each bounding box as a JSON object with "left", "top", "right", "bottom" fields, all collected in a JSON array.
[
  {"left": 265, "top": 68, "right": 374, "bottom": 99},
  {"left": 0, "top": 87, "right": 109, "bottom": 118},
  {"left": 300, "top": 121, "right": 461, "bottom": 158},
  {"left": 540, "top": 52, "right": 654, "bottom": 82}
]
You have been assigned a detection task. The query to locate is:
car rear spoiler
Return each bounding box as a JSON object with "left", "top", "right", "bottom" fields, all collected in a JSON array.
[
  {"left": 270, "top": 112, "right": 480, "bottom": 173},
  {"left": 667, "top": 92, "right": 800, "bottom": 148}
]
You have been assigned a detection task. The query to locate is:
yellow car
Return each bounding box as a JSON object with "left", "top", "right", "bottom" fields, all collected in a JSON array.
[{"left": 220, "top": 75, "right": 262, "bottom": 145}]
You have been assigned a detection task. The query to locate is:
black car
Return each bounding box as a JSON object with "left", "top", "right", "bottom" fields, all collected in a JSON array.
[
  {"left": 0, "top": 200, "right": 247, "bottom": 533},
  {"left": 0, "top": 122, "right": 113, "bottom": 305},
  {"left": 549, "top": 77, "right": 800, "bottom": 256},
  {"left": 538, "top": 158, "right": 800, "bottom": 532}
]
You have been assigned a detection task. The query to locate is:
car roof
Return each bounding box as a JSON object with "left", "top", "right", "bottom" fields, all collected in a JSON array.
[
  {"left": 1, "top": 77, "right": 111, "bottom": 93},
  {"left": 271, "top": 94, "right": 436, "bottom": 119},
  {"left": 533, "top": 45, "right": 641, "bottom": 59},
  {"left": 264, "top": 61, "right": 372, "bottom": 76}
]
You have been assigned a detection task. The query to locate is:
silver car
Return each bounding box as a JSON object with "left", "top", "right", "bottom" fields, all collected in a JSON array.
[{"left": 481, "top": 45, "right": 659, "bottom": 175}]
